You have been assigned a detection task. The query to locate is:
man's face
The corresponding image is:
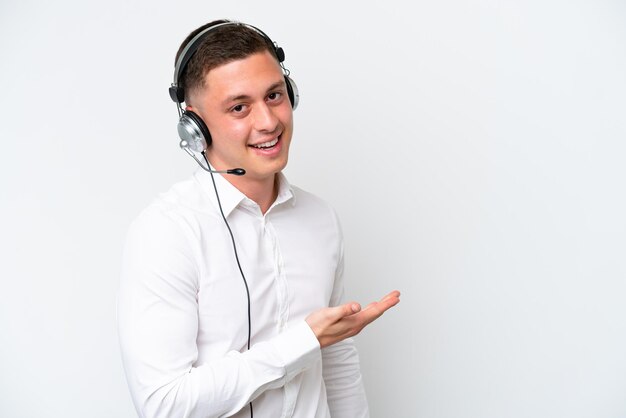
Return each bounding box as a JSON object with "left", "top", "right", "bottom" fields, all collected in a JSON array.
[{"left": 189, "top": 51, "right": 294, "bottom": 183}]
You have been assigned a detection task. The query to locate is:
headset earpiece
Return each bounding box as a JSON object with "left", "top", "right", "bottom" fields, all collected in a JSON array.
[
  {"left": 177, "top": 110, "right": 211, "bottom": 152},
  {"left": 284, "top": 75, "right": 299, "bottom": 110}
]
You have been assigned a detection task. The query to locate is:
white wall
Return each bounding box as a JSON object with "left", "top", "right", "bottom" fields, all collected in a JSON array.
[{"left": 1, "top": 1, "right": 625, "bottom": 417}]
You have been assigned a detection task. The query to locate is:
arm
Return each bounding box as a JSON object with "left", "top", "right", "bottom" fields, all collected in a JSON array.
[
  {"left": 117, "top": 210, "right": 320, "bottom": 418},
  {"left": 307, "top": 216, "right": 400, "bottom": 417},
  {"left": 311, "top": 290, "right": 400, "bottom": 417},
  {"left": 319, "top": 246, "right": 369, "bottom": 417}
]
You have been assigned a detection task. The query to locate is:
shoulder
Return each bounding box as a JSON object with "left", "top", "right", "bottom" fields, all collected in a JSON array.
[
  {"left": 288, "top": 184, "right": 343, "bottom": 236},
  {"left": 291, "top": 184, "right": 328, "bottom": 207},
  {"left": 290, "top": 184, "right": 335, "bottom": 213},
  {"left": 126, "top": 173, "right": 217, "bottom": 245}
]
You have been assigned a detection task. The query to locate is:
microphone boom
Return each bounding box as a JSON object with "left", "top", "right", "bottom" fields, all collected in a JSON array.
[{"left": 180, "top": 140, "right": 245, "bottom": 176}]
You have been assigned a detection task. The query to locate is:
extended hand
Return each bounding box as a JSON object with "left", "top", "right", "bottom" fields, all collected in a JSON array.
[{"left": 305, "top": 290, "right": 401, "bottom": 348}]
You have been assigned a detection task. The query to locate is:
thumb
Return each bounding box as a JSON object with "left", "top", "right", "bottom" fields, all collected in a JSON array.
[{"left": 331, "top": 302, "right": 361, "bottom": 320}]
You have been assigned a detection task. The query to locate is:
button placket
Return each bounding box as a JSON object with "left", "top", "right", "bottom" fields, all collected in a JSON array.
[{"left": 263, "top": 219, "right": 289, "bottom": 334}]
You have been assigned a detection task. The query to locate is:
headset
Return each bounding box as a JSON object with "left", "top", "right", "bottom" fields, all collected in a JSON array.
[{"left": 169, "top": 21, "right": 299, "bottom": 154}]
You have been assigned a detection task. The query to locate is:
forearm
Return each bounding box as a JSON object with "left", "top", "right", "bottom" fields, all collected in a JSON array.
[{"left": 119, "top": 320, "right": 320, "bottom": 418}]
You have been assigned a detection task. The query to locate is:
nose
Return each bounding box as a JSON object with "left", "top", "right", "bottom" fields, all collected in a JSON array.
[{"left": 253, "top": 102, "right": 279, "bottom": 133}]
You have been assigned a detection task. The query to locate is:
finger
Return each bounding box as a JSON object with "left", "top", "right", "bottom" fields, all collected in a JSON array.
[
  {"left": 363, "top": 302, "right": 378, "bottom": 311},
  {"left": 379, "top": 293, "right": 401, "bottom": 310},
  {"left": 356, "top": 296, "right": 399, "bottom": 323},
  {"left": 380, "top": 290, "right": 401, "bottom": 302},
  {"left": 362, "top": 291, "right": 401, "bottom": 312}
]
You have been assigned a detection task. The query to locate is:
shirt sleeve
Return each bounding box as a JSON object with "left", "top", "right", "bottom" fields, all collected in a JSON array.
[
  {"left": 116, "top": 208, "right": 321, "bottom": 418},
  {"left": 321, "top": 210, "right": 370, "bottom": 417}
]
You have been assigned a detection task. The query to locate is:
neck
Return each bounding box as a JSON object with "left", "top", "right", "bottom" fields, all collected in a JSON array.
[{"left": 203, "top": 153, "right": 279, "bottom": 214}]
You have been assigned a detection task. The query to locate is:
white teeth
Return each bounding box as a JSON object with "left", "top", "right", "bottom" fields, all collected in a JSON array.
[{"left": 252, "top": 138, "right": 279, "bottom": 149}]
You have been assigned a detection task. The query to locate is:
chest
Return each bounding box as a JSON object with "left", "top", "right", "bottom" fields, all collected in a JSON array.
[{"left": 194, "top": 212, "right": 340, "bottom": 353}]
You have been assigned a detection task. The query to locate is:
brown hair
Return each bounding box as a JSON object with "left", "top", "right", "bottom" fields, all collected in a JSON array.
[{"left": 175, "top": 20, "right": 279, "bottom": 100}]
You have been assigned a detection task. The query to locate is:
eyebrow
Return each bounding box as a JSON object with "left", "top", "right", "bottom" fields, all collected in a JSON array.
[{"left": 221, "top": 80, "right": 286, "bottom": 106}]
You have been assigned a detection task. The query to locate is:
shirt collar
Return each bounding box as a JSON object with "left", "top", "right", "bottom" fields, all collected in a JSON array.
[
  {"left": 194, "top": 168, "right": 296, "bottom": 218},
  {"left": 273, "top": 172, "right": 297, "bottom": 208}
]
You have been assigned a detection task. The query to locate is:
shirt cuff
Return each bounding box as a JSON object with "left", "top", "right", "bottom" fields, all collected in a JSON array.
[{"left": 270, "top": 320, "right": 321, "bottom": 382}]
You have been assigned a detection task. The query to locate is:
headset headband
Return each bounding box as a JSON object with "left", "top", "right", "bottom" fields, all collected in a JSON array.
[{"left": 169, "top": 21, "right": 285, "bottom": 103}]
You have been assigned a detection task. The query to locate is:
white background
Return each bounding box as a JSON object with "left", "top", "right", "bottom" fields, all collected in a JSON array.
[{"left": 1, "top": 0, "right": 625, "bottom": 417}]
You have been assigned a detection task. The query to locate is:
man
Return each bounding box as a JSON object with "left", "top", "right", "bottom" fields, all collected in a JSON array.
[{"left": 117, "top": 19, "right": 400, "bottom": 418}]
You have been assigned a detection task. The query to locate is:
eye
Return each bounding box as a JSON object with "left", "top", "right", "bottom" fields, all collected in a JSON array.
[
  {"left": 267, "top": 92, "right": 282, "bottom": 102},
  {"left": 228, "top": 103, "right": 250, "bottom": 117}
]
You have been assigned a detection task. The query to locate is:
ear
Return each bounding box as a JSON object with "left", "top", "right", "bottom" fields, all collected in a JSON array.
[
  {"left": 185, "top": 103, "right": 201, "bottom": 115},
  {"left": 185, "top": 96, "right": 202, "bottom": 113}
]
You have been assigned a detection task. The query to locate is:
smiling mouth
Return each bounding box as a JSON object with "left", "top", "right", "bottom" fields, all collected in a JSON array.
[{"left": 249, "top": 136, "right": 279, "bottom": 149}]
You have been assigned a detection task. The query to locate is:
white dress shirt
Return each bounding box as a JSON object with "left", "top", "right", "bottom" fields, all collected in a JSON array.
[{"left": 117, "top": 169, "right": 368, "bottom": 418}]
